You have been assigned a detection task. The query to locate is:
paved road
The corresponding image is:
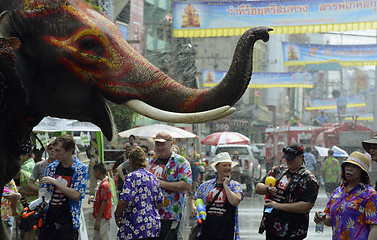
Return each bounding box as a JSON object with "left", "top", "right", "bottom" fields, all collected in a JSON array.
[{"left": 81, "top": 184, "right": 332, "bottom": 240}]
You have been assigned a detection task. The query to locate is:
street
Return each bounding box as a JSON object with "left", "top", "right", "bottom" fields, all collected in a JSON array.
[{"left": 82, "top": 182, "right": 333, "bottom": 240}]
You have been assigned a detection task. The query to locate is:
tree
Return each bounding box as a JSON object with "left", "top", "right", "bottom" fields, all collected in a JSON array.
[{"left": 106, "top": 101, "right": 136, "bottom": 133}]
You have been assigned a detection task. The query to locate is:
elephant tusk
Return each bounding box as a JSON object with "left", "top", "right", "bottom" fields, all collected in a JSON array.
[
  {"left": 193, "top": 107, "right": 236, "bottom": 123},
  {"left": 124, "top": 99, "right": 234, "bottom": 123}
]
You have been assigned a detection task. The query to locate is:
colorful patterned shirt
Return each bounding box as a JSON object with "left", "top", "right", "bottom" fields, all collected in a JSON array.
[
  {"left": 22, "top": 158, "right": 35, "bottom": 174},
  {"left": 117, "top": 168, "right": 164, "bottom": 240},
  {"left": 259, "top": 165, "right": 319, "bottom": 239},
  {"left": 321, "top": 157, "right": 341, "bottom": 183},
  {"left": 93, "top": 177, "right": 112, "bottom": 220},
  {"left": 303, "top": 152, "right": 316, "bottom": 171},
  {"left": 148, "top": 152, "right": 192, "bottom": 221},
  {"left": 195, "top": 177, "right": 243, "bottom": 240},
  {"left": 324, "top": 183, "right": 377, "bottom": 240},
  {"left": 41, "top": 156, "right": 88, "bottom": 230},
  {"left": 1, "top": 180, "right": 17, "bottom": 222}
]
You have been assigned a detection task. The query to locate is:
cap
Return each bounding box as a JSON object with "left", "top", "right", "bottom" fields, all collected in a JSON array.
[
  {"left": 362, "top": 135, "right": 377, "bottom": 154},
  {"left": 154, "top": 132, "right": 173, "bottom": 143},
  {"left": 341, "top": 151, "right": 370, "bottom": 175},
  {"left": 282, "top": 143, "right": 304, "bottom": 161},
  {"left": 211, "top": 152, "right": 238, "bottom": 170}
]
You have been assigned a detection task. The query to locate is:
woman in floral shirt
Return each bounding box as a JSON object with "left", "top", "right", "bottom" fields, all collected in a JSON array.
[
  {"left": 314, "top": 151, "right": 377, "bottom": 239},
  {"left": 115, "top": 146, "right": 164, "bottom": 240}
]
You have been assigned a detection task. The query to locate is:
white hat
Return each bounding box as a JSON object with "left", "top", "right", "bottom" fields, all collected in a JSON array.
[{"left": 211, "top": 152, "right": 239, "bottom": 170}]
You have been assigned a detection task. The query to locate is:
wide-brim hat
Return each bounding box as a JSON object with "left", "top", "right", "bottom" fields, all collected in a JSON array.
[
  {"left": 341, "top": 151, "right": 370, "bottom": 175},
  {"left": 362, "top": 135, "right": 377, "bottom": 154},
  {"left": 211, "top": 152, "right": 238, "bottom": 170}
]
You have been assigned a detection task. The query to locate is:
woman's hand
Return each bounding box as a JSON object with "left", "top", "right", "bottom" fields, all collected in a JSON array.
[
  {"left": 267, "top": 183, "right": 277, "bottom": 196},
  {"left": 190, "top": 205, "right": 197, "bottom": 218},
  {"left": 313, "top": 211, "right": 325, "bottom": 224},
  {"left": 264, "top": 199, "right": 279, "bottom": 210}
]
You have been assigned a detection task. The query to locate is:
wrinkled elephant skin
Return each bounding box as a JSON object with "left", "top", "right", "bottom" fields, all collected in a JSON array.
[{"left": 0, "top": 1, "right": 271, "bottom": 238}]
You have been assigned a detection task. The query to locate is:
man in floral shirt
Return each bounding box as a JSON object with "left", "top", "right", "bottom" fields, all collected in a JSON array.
[
  {"left": 148, "top": 132, "right": 192, "bottom": 240},
  {"left": 39, "top": 134, "right": 88, "bottom": 240},
  {"left": 256, "top": 143, "right": 319, "bottom": 240},
  {"left": 321, "top": 150, "right": 340, "bottom": 198}
]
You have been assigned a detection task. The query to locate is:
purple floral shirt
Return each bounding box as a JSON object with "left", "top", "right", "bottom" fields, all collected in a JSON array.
[
  {"left": 117, "top": 168, "right": 164, "bottom": 240},
  {"left": 148, "top": 152, "right": 192, "bottom": 221},
  {"left": 324, "top": 183, "right": 377, "bottom": 240}
]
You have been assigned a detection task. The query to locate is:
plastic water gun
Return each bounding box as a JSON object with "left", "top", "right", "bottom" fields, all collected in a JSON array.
[
  {"left": 264, "top": 176, "right": 276, "bottom": 200},
  {"left": 195, "top": 198, "right": 206, "bottom": 224},
  {"left": 22, "top": 196, "right": 47, "bottom": 230}
]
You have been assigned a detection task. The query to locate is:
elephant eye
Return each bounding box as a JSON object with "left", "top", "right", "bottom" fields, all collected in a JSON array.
[{"left": 77, "top": 36, "right": 104, "bottom": 56}]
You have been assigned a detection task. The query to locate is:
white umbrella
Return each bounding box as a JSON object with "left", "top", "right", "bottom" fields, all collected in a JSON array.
[
  {"left": 314, "top": 145, "right": 349, "bottom": 158},
  {"left": 118, "top": 124, "right": 197, "bottom": 139}
]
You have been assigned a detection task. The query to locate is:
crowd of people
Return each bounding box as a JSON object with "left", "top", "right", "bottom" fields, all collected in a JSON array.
[{"left": 3, "top": 131, "right": 377, "bottom": 240}]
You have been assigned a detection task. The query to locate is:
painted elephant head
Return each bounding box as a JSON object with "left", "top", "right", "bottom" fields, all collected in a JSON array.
[{"left": 0, "top": 0, "right": 271, "bottom": 237}]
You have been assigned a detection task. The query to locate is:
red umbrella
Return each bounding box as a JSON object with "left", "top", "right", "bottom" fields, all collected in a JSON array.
[{"left": 201, "top": 132, "right": 250, "bottom": 146}]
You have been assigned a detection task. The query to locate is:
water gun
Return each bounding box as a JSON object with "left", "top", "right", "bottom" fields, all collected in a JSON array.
[
  {"left": 195, "top": 198, "right": 206, "bottom": 224},
  {"left": 22, "top": 196, "right": 47, "bottom": 230},
  {"left": 264, "top": 176, "right": 276, "bottom": 200}
]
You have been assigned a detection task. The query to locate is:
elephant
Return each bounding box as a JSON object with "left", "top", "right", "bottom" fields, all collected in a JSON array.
[{"left": 0, "top": 0, "right": 271, "bottom": 238}]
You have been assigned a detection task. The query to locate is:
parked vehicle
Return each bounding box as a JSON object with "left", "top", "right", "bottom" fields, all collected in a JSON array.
[
  {"left": 254, "top": 143, "right": 266, "bottom": 163},
  {"left": 206, "top": 144, "right": 262, "bottom": 195}
]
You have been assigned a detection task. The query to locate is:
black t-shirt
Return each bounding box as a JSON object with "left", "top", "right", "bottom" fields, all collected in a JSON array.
[
  {"left": 202, "top": 183, "right": 236, "bottom": 240},
  {"left": 45, "top": 163, "right": 74, "bottom": 226}
]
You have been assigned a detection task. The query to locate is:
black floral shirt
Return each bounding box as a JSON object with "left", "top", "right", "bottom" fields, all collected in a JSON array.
[{"left": 259, "top": 165, "right": 319, "bottom": 238}]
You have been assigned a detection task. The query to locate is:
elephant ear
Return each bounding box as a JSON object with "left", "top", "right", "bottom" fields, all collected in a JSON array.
[{"left": 0, "top": 11, "right": 29, "bottom": 105}]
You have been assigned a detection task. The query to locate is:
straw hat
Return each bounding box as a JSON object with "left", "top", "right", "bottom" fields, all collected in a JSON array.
[
  {"left": 211, "top": 152, "right": 238, "bottom": 170},
  {"left": 341, "top": 151, "right": 370, "bottom": 175}
]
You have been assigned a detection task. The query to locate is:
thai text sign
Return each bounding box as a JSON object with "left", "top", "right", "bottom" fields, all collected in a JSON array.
[
  {"left": 173, "top": 0, "right": 377, "bottom": 37},
  {"left": 203, "top": 70, "right": 313, "bottom": 88},
  {"left": 283, "top": 42, "right": 377, "bottom": 66}
]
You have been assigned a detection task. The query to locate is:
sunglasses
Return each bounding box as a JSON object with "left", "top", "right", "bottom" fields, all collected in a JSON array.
[{"left": 283, "top": 146, "right": 304, "bottom": 155}]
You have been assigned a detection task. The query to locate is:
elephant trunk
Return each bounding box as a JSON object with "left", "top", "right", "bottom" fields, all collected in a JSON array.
[{"left": 112, "top": 27, "right": 272, "bottom": 114}]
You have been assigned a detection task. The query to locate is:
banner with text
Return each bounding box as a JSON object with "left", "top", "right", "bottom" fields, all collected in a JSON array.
[
  {"left": 173, "top": 0, "right": 377, "bottom": 37},
  {"left": 283, "top": 42, "right": 377, "bottom": 66},
  {"left": 203, "top": 70, "right": 313, "bottom": 88}
]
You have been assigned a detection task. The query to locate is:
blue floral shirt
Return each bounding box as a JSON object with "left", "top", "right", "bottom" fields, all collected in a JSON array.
[
  {"left": 303, "top": 152, "right": 316, "bottom": 171},
  {"left": 41, "top": 156, "right": 88, "bottom": 229},
  {"left": 148, "top": 152, "right": 192, "bottom": 221},
  {"left": 195, "top": 177, "right": 243, "bottom": 240}
]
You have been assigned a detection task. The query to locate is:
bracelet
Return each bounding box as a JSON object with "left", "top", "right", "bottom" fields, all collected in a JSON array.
[{"left": 115, "top": 215, "right": 121, "bottom": 218}]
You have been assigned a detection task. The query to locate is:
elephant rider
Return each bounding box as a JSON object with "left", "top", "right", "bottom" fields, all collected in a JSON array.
[
  {"left": 148, "top": 132, "right": 192, "bottom": 240},
  {"left": 39, "top": 134, "right": 88, "bottom": 240}
]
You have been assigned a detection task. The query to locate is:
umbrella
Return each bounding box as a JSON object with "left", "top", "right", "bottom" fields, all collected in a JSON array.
[
  {"left": 118, "top": 124, "right": 197, "bottom": 139},
  {"left": 314, "top": 145, "right": 349, "bottom": 158},
  {"left": 201, "top": 132, "right": 250, "bottom": 146}
]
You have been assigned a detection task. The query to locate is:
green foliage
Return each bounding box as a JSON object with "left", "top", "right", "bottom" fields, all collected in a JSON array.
[
  {"left": 107, "top": 101, "right": 136, "bottom": 132},
  {"left": 84, "top": 0, "right": 102, "bottom": 11}
]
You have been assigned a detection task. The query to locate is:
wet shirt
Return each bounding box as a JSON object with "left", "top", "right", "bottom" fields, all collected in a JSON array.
[
  {"left": 303, "top": 152, "right": 316, "bottom": 171},
  {"left": 1, "top": 180, "right": 18, "bottom": 222},
  {"left": 22, "top": 158, "right": 35, "bottom": 174},
  {"left": 93, "top": 178, "right": 112, "bottom": 220},
  {"left": 324, "top": 183, "right": 377, "bottom": 240},
  {"left": 117, "top": 168, "right": 164, "bottom": 240},
  {"left": 259, "top": 165, "right": 319, "bottom": 239},
  {"left": 148, "top": 152, "right": 192, "bottom": 221},
  {"left": 321, "top": 157, "right": 341, "bottom": 183},
  {"left": 195, "top": 177, "right": 243, "bottom": 240},
  {"left": 41, "top": 157, "right": 88, "bottom": 230},
  {"left": 30, "top": 159, "right": 51, "bottom": 181}
]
